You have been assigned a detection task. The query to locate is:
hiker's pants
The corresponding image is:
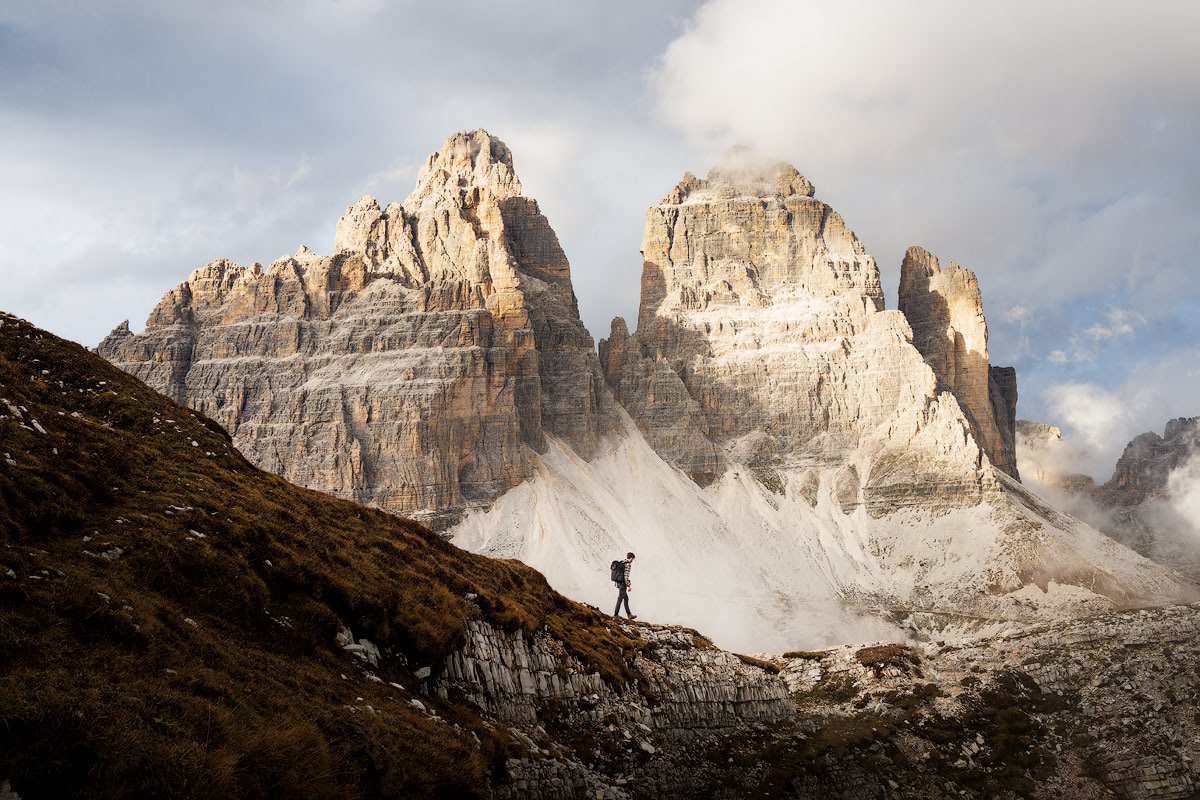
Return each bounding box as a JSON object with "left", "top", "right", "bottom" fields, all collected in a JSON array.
[{"left": 614, "top": 583, "right": 632, "bottom": 617}]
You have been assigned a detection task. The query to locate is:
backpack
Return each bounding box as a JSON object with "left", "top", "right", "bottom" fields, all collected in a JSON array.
[{"left": 610, "top": 559, "right": 625, "bottom": 584}]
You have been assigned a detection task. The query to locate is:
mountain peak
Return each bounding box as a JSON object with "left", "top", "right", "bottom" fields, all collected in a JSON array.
[
  {"left": 407, "top": 129, "right": 522, "bottom": 206},
  {"left": 661, "top": 146, "right": 814, "bottom": 205}
]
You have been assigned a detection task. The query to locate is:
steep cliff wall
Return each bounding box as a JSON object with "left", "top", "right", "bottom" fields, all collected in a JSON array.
[
  {"left": 99, "top": 130, "right": 617, "bottom": 526},
  {"left": 598, "top": 150, "right": 1001, "bottom": 513},
  {"left": 898, "top": 245, "right": 1019, "bottom": 478}
]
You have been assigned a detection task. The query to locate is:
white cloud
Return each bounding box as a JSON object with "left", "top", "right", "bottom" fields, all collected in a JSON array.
[
  {"left": 1165, "top": 450, "right": 1200, "bottom": 546},
  {"left": 1047, "top": 350, "right": 1070, "bottom": 365},
  {"left": 1044, "top": 382, "right": 1135, "bottom": 470},
  {"left": 1004, "top": 304, "right": 1034, "bottom": 326},
  {"left": 1040, "top": 345, "right": 1200, "bottom": 478},
  {"left": 653, "top": 0, "right": 1200, "bottom": 170},
  {"left": 1037, "top": 306, "right": 1145, "bottom": 365},
  {"left": 1083, "top": 307, "right": 1143, "bottom": 341}
]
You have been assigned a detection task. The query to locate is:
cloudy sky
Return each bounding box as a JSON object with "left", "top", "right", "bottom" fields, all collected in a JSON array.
[{"left": 3, "top": 0, "right": 1198, "bottom": 476}]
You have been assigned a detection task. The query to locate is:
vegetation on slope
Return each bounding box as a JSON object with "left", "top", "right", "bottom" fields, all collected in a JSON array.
[{"left": 0, "top": 312, "right": 639, "bottom": 799}]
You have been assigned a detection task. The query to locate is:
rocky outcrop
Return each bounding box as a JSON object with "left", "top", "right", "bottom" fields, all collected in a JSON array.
[
  {"left": 462, "top": 600, "right": 1200, "bottom": 799},
  {"left": 97, "top": 135, "right": 1198, "bottom": 647},
  {"left": 598, "top": 149, "right": 999, "bottom": 513},
  {"left": 898, "top": 245, "right": 1019, "bottom": 478},
  {"left": 98, "top": 130, "right": 617, "bottom": 527},
  {"left": 429, "top": 615, "right": 793, "bottom": 736},
  {"left": 1096, "top": 417, "right": 1199, "bottom": 507}
]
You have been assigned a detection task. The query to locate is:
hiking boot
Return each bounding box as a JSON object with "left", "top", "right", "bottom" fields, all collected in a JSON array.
[{"left": 629, "top": 615, "right": 638, "bottom": 620}]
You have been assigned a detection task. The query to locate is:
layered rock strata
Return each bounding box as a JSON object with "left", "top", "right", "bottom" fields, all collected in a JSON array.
[
  {"left": 99, "top": 130, "right": 616, "bottom": 526},
  {"left": 598, "top": 150, "right": 1009, "bottom": 511},
  {"left": 429, "top": 615, "right": 793, "bottom": 736}
]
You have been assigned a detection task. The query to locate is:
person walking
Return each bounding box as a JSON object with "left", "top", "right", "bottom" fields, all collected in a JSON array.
[{"left": 614, "top": 552, "right": 636, "bottom": 620}]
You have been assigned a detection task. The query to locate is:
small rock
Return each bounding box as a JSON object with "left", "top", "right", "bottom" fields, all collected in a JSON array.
[
  {"left": 4, "top": 569, "right": 15, "bottom": 579},
  {"left": 415, "top": 667, "right": 431, "bottom": 680}
]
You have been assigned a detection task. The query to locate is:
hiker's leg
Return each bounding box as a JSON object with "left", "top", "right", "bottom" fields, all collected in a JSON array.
[{"left": 616, "top": 585, "right": 632, "bottom": 616}]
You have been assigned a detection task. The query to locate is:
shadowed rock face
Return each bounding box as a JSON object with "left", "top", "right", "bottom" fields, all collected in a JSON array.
[
  {"left": 898, "top": 245, "right": 1019, "bottom": 478},
  {"left": 98, "top": 129, "right": 616, "bottom": 527},
  {"left": 598, "top": 150, "right": 1000, "bottom": 511}
]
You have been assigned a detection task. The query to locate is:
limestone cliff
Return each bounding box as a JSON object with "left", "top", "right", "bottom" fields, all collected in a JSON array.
[
  {"left": 598, "top": 149, "right": 999, "bottom": 512},
  {"left": 898, "top": 245, "right": 1019, "bottom": 478},
  {"left": 98, "top": 130, "right": 616, "bottom": 526}
]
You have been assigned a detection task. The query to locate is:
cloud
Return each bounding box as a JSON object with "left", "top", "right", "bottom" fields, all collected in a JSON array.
[
  {"left": 1004, "top": 304, "right": 1034, "bottom": 326},
  {"left": 1040, "top": 306, "right": 1145, "bottom": 364},
  {"left": 1040, "top": 344, "right": 1200, "bottom": 478},
  {"left": 1083, "top": 307, "right": 1143, "bottom": 342},
  {"left": 1164, "top": 449, "right": 1200, "bottom": 547}
]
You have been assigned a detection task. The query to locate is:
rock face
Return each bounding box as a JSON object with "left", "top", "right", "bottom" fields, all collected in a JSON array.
[
  {"left": 414, "top": 601, "right": 1200, "bottom": 799},
  {"left": 598, "top": 150, "right": 1007, "bottom": 511},
  {"left": 98, "top": 130, "right": 616, "bottom": 526},
  {"left": 1096, "top": 417, "right": 1199, "bottom": 508},
  {"left": 898, "top": 246, "right": 1019, "bottom": 478}
]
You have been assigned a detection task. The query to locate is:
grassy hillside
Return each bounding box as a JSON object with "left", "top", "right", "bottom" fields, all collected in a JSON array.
[{"left": 0, "top": 312, "right": 640, "bottom": 799}]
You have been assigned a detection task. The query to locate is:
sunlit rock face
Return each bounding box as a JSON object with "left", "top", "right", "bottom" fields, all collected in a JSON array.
[
  {"left": 99, "top": 130, "right": 616, "bottom": 526},
  {"left": 898, "top": 245, "right": 1019, "bottom": 479},
  {"left": 598, "top": 149, "right": 999, "bottom": 513}
]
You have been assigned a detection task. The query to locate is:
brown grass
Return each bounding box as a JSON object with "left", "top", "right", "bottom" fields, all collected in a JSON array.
[
  {"left": 0, "top": 312, "right": 640, "bottom": 798},
  {"left": 781, "top": 649, "right": 831, "bottom": 660},
  {"left": 854, "top": 643, "right": 921, "bottom": 676},
  {"left": 734, "top": 653, "right": 782, "bottom": 674}
]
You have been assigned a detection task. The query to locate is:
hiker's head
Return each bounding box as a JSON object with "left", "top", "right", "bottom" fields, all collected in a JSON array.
[{"left": 626, "top": 552, "right": 635, "bottom": 561}]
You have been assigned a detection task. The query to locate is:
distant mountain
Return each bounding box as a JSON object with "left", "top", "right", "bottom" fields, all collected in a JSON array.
[
  {"left": 98, "top": 132, "right": 1198, "bottom": 650},
  {"left": 1018, "top": 418, "right": 1200, "bottom": 578}
]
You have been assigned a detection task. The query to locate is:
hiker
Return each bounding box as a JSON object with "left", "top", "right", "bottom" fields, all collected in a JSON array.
[{"left": 613, "top": 552, "right": 636, "bottom": 619}]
